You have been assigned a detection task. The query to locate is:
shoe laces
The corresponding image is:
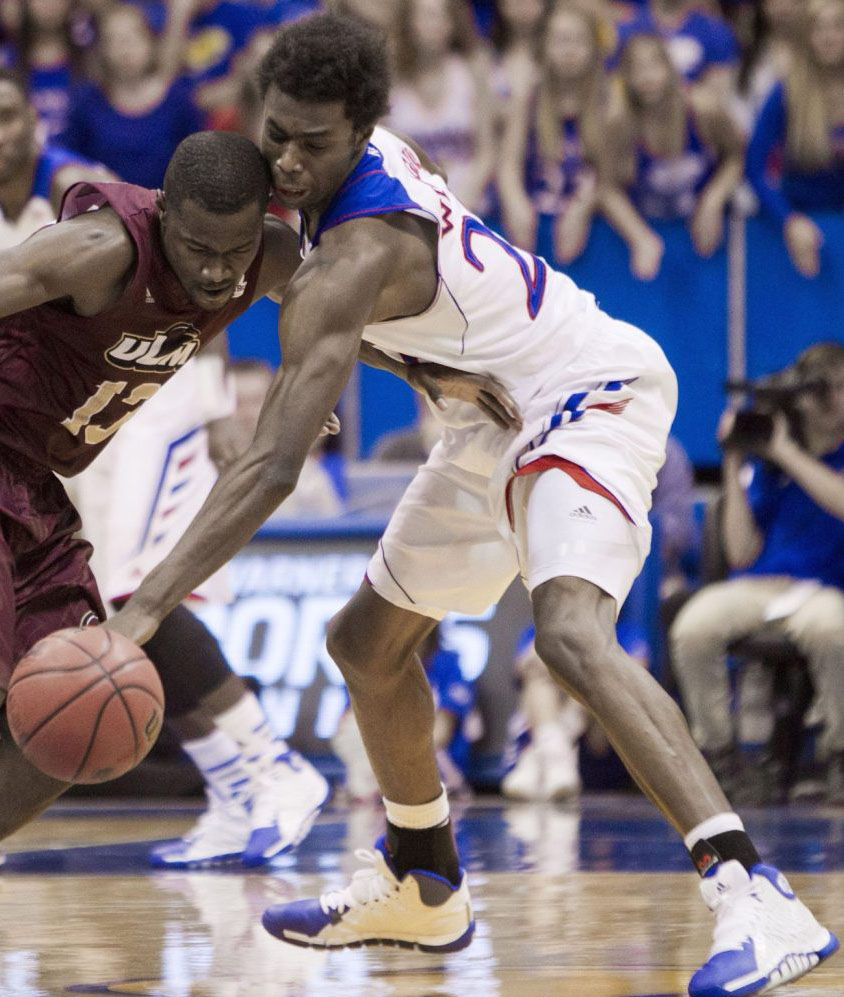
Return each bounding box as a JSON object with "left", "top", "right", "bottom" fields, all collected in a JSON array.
[
  {"left": 708, "top": 875, "right": 764, "bottom": 956},
  {"left": 319, "top": 849, "right": 397, "bottom": 916}
]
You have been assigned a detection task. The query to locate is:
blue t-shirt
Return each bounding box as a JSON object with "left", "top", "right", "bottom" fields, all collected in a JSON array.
[
  {"left": 29, "top": 63, "right": 74, "bottom": 141},
  {"left": 629, "top": 112, "right": 717, "bottom": 219},
  {"left": 525, "top": 117, "right": 594, "bottom": 217},
  {"left": 31, "top": 144, "right": 95, "bottom": 200},
  {"left": 747, "top": 81, "right": 844, "bottom": 224},
  {"left": 184, "top": 1, "right": 317, "bottom": 84},
  {"left": 62, "top": 78, "right": 204, "bottom": 188},
  {"left": 612, "top": 8, "right": 739, "bottom": 83},
  {"left": 743, "top": 440, "right": 844, "bottom": 588}
]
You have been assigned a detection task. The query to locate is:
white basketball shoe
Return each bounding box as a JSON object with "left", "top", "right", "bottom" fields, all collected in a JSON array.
[
  {"left": 150, "top": 790, "right": 250, "bottom": 868},
  {"left": 262, "top": 836, "right": 475, "bottom": 952},
  {"left": 690, "top": 859, "right": 839, "bottom": 996},
  {"left": 243, "top": 749, "right": 330, "bottom": 867}
]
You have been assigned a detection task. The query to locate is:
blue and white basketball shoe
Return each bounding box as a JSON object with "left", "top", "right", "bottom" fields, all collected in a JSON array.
[
  {"left": 262, "top": 836, "right": 475, "bottom": 952},
  {"left": 243, "top": 749, "right": 329, "bottom": 867},
  {"left": 150, "top": 790, "right": 249, "bottom": 868},
  {"left": 690, "top": 859, "right": 839, "bottom": 997}
]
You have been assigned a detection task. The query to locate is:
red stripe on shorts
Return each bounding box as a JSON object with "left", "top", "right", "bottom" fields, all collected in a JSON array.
[{"left": 505, "top": 455, "right": 634, "bottom": 529}]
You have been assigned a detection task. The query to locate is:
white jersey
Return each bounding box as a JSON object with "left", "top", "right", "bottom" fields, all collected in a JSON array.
[
  {"left": 302, "top": 127, "right": 619, "bottom": 478},
  {"left": 302, "top": 126, "right": 675, "bottom": 522},
  {"left": 305, "top": 126, "right": 595, "bottom": 392}
]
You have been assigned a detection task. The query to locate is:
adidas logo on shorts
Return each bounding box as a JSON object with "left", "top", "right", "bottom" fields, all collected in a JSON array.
[{"left": 569, "top": 505, "right": 597, "bottom": 521}]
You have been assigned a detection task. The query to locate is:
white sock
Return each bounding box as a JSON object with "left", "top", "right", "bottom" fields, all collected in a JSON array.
[
  {"left": 181, "top": 728, "right": 252, "bottom": 803},
  {"left": 215, "top": 690, "right": 289, "bottom": 768},
  {"left": 384, "top": 786, "right": 450, "bottom": 830},
  {"left": 683, "top": 812, "right": 745, "bottom": 851}
]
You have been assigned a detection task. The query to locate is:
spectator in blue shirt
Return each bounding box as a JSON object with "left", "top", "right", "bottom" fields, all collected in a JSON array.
[
  {"left": 611, "top": 0, "right": 740, "bottom": 101},
  {"left": 600, "top": 32, "right": 744, "bottom": 279},
  {"left": 62, "top": 3, "right": 204, "bottom": 188},
  {"left": 671, "top": 341, "right": 844, "bottom": 805},
  {"left": 746, "top": 0, "right": 844, "bottom": 279}
]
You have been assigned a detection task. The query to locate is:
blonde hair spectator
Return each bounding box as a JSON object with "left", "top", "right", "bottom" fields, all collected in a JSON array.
[
  {"left": 386, "top": 0, "right": 496, "bottom": 213},
  {"left": 498, "top": 2, "right": 609, "bottom": 260},
  {"left": 785, "top": 0, "right": 844, "bottom": 171},
  {"left": 600, "top": 32, "right": 744, "bottom": 278}
]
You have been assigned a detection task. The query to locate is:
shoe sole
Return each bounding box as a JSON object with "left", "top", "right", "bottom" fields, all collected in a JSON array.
[
  {"left": 261, "top": 915, "right": 476, "bottom": 954},
  {"left": 691, "top": 930, "right": 840, "bottom": 997},
  {"left": 758, "top": 930, "right": 841, "bottom": 995},
  {"left": 242, "top": 785, "right": 330, "bottom": 868}
]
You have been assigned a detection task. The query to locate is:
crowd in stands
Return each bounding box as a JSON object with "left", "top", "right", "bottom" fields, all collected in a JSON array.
[{"left": 0, "top": 0, "right": 842, "bottom": 278}]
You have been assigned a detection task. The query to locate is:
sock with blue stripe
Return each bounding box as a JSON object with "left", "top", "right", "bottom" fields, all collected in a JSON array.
[
  {"left": 215, "top": 690, "right": 289, "bottom": 770},
  {"left": 181, "top": 728, "right": 252, "bottom": 803}
]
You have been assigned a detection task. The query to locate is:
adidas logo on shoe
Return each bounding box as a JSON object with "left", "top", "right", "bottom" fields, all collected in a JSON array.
[{"left": 569, "top": 505, "right": 596, "bottom": 520}]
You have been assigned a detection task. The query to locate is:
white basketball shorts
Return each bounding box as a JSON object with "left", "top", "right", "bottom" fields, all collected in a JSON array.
[{"left": 367, "top": 312, "right": 677, "bottom": 620}]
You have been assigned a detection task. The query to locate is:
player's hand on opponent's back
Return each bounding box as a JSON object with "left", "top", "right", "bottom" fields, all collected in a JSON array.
[{"left": 407, "top": 363, "right": 522, "bottom": 431}]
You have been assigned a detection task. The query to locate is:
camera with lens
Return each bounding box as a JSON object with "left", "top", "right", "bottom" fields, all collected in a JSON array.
[{"left": 722, "top": 365, "right": 828, "bottom": 451}]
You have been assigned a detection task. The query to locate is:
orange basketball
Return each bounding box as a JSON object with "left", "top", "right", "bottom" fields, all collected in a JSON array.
[{"left": 6, "top": 626, "right": 164, "bottom": 784}]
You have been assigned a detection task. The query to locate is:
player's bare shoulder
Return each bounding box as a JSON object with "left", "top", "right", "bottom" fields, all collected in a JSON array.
[
  {"left": 0, "top": 204, "right": 137, "bottom": 319},
  {"left": 315, "top": 211, "right": 438, "bottom": 322}
]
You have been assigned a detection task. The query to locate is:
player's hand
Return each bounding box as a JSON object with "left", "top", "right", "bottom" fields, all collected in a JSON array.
[
  {"left": 784, "top": 213, "right": 823, "bottom": 278},
  {"left": 407, "top": 363, "right": 522, "bottom": 431},
  {"left": 105, "top": 605, "right": 161, "bottom": 648},
  {"left": 319, "top": 412, "right": 341, "bottom": 437}
]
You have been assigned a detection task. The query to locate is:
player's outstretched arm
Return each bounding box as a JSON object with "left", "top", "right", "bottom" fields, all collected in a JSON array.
[
  {"left": 0, "top": 209, "right": 135, "bottom": 319},
  {"left": 107, "top": 219, "right": 396, "bottom": 645}
]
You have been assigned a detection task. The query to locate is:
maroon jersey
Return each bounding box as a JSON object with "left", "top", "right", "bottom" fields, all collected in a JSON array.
[{"left": 0, "top": 181, "right": 264, "bottom": 476}]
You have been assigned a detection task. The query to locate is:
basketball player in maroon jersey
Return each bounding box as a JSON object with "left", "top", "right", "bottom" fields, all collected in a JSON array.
[{"left": 0, "top": 128, "right": 520, "bottom": 846}]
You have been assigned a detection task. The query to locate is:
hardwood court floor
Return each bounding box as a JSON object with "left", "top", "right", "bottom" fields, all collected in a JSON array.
[{"left": 1, "top": 796, "right": 843, "bottom": 997}]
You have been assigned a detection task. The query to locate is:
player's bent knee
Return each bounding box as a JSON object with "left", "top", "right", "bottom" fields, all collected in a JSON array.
[{"left": 534, "top": 617, "right": 610, "bottom": 699}]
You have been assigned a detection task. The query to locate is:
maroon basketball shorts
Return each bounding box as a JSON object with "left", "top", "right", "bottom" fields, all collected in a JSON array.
[{"left": 0, "top": 453, "right": 105, "bottom": 702}]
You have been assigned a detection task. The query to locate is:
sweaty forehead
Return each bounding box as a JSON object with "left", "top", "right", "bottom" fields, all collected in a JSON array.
[
  {"left": 173, "top": 198, "right": 262, "bottom": 243},
  {"left": 263, "top": 87, "right": 351, "bottom": 135}
]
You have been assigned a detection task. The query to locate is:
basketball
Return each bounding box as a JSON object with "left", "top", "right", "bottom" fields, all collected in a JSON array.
[{"left": 6, "top": 626, "right": 164, "bottom": 784}]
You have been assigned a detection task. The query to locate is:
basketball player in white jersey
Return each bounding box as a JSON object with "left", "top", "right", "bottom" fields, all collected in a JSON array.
[{"left": 109, "top": 13, "right": 838, "bottom": 996}]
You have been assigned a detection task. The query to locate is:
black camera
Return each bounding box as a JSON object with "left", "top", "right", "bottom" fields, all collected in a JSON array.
[{"left": 721, "top": 366, "right": 828, "bottom": 451}]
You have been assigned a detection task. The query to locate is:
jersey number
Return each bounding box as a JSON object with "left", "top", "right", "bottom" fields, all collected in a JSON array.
[
  {"left": 461, "top": 216, "right": 546, "bottom": 319},
  {"left": 62, "top": 380, "right": 160, "bottom": 445}
]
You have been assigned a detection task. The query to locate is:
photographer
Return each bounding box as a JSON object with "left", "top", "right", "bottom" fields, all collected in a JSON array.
[{"left": 670, "top": 341, "right": 844, "bottom": 804}]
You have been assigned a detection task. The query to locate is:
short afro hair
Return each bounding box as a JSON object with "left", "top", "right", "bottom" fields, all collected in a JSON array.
[
  {"left": 163, "top": 131, "right": 271, "bottom": 214},
  {"left": 258, "top": 13, "right": 390, "bottom": 132}
]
